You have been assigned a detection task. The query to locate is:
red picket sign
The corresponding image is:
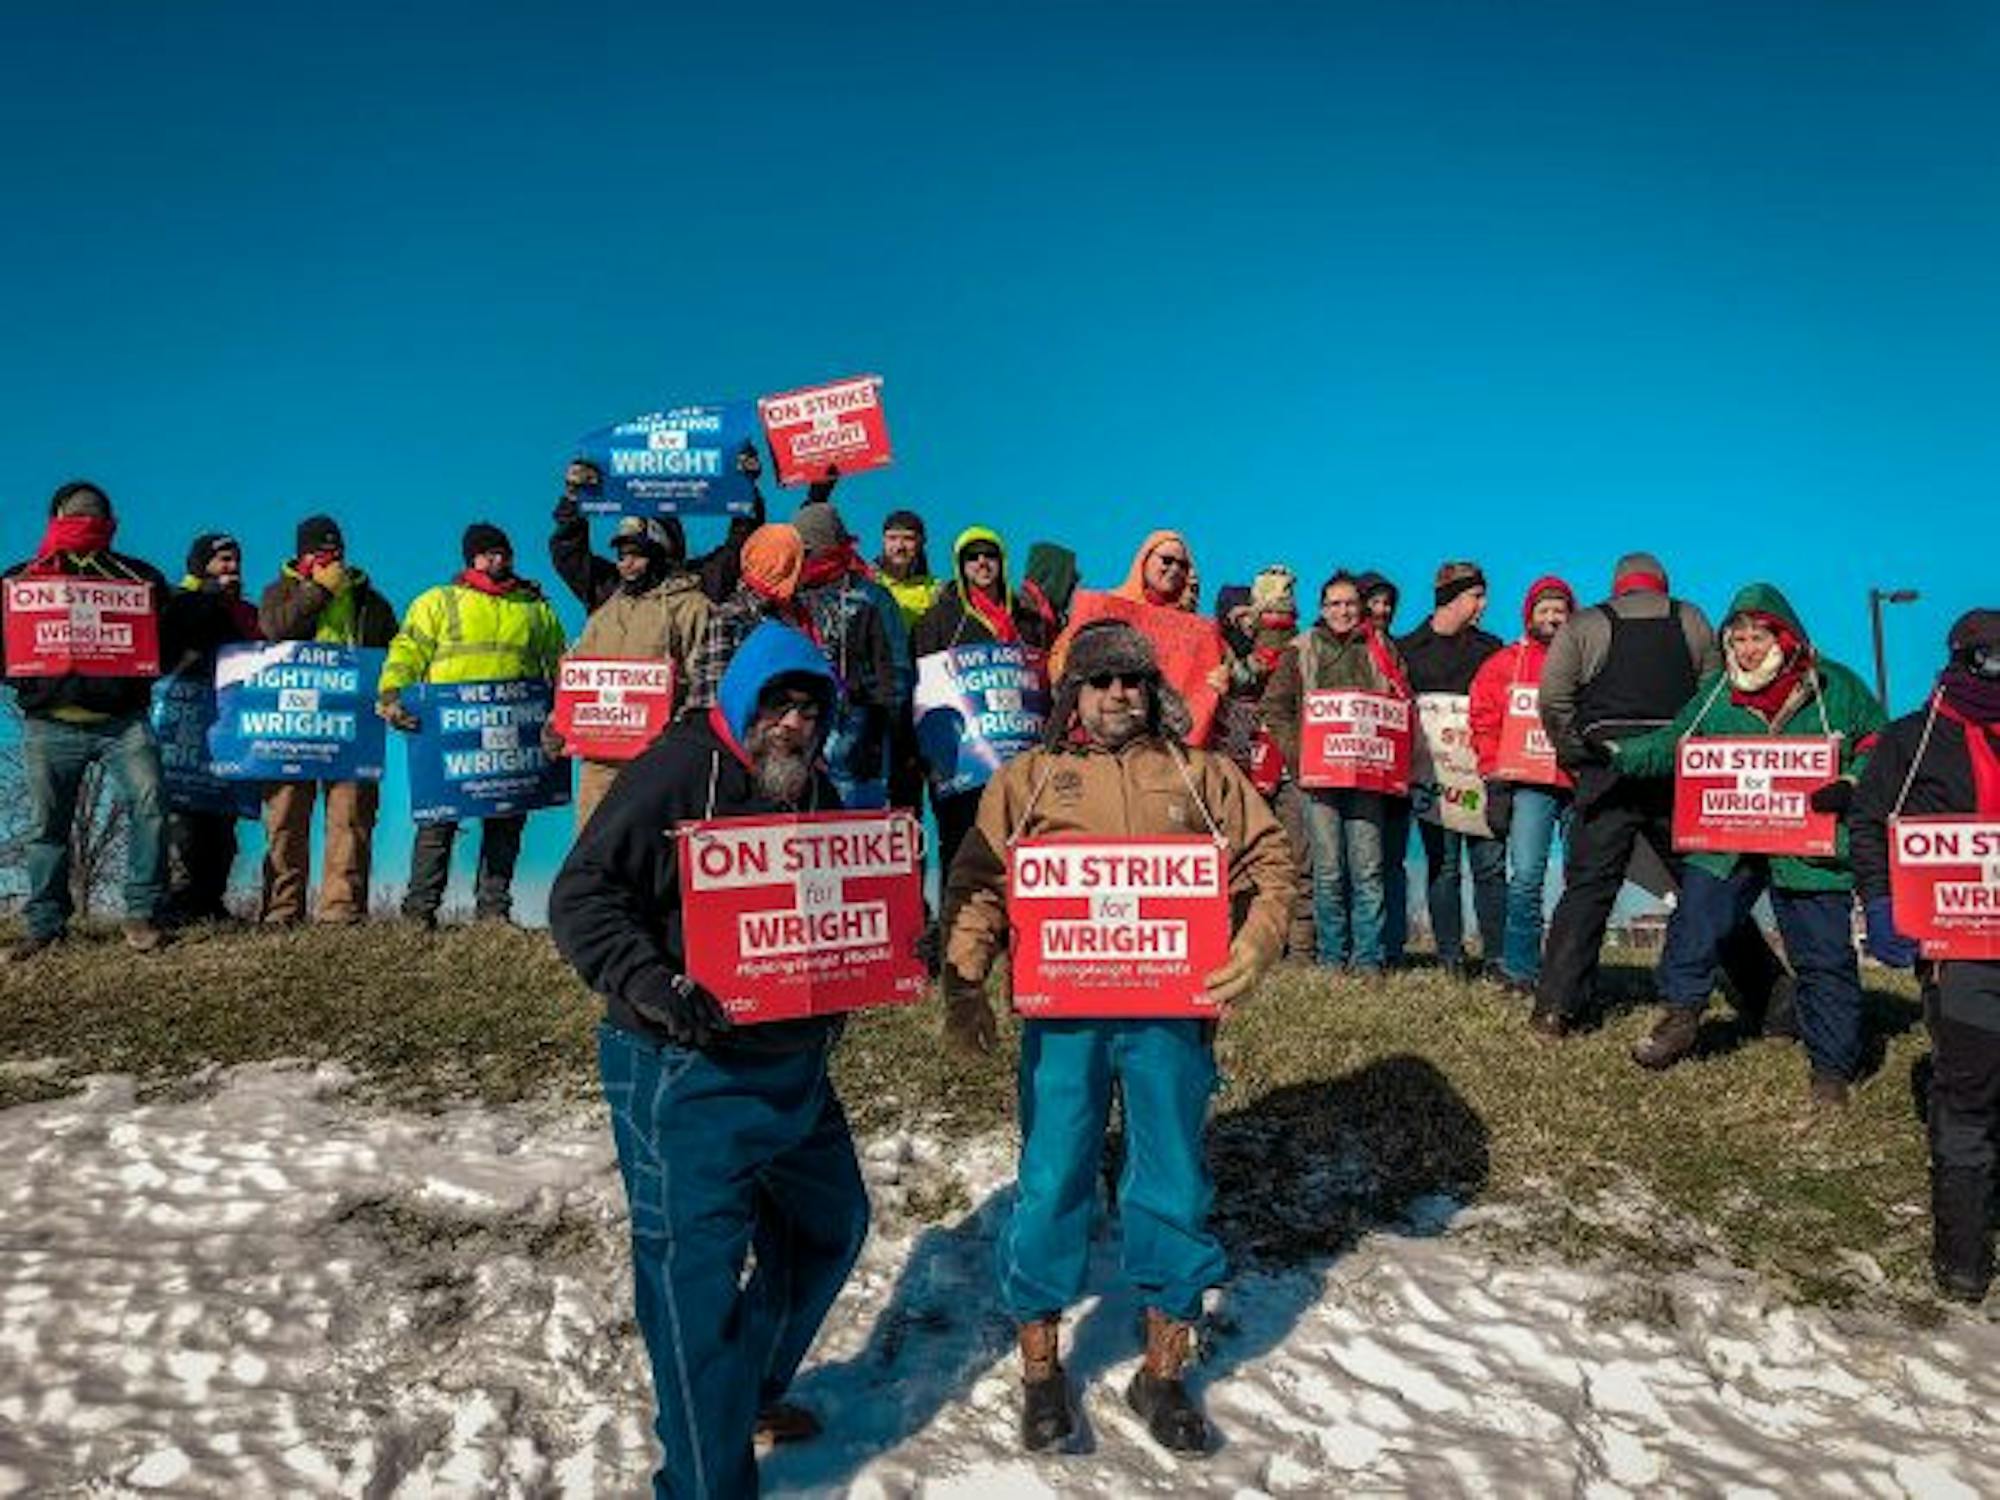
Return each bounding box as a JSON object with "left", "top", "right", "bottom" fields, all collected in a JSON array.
[
  {"left": 1296, "top": 690, "right": 1411, "bottom": 794},
  {"left": 679, "top": 810, "right": 929, "bottom": 1024},
  {"left": 1008, "top": 835, "right": 1231, "bottom": 1019},
  {"left": 3, "top": 576, "right": 159, "bottom": 678},
  {"left": 1493, "top": 683, "right": 1569, "bottom": 788},
  {"left": 1060, "top": 591, "right": 1228, "bottom": 746},
  {"left": 552, "top": 657, "right": 676, "bottom": 763},
  {"left": 1889, "top": 816, "right": 2000, "bottom": 959},
  {"left": 1670, "top": 736, "right": 1840, "bottom": 857},
  {"left": 757, "top": 375, "right": 893, "bottom": 486}
]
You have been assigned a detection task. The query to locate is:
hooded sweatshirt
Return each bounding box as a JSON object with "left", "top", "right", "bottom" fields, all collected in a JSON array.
[
  {"left": 1611, "top": 582, "right": 1887, "bottom": 891},
  {"left": 549, "top": 622, "right": 843, "bottom": 1054},
  {"left": 1113, "top": 529, "right": 1197, "bottom": 611},
  {"left": 1468, "top": 575, "right": 1576, "bottom": 780},
  {"left": 910, "top": 527, "right": 1056, "bottom": 658}
]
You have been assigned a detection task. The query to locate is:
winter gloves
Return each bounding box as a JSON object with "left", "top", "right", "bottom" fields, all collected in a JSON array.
[
  {"left": 377, "top": 689, "right": 420, "bottom": 733},
  {"left": 1808, "top": 779, "right": 1856, "bottom": 814},
  {"left": 942, "top": 969, "right": 998, "bottom": 1059},
  {"left": 1864, "top": 896, "right": 1919, "bottom": 969},
  {"left": 1203, "top": 922, "right": 1281, "bottom": 1009},
  {"left": 309, "top": 560, "right": 349, "bottom": 596},
  {"left": 629, "top": 971, "right": 732, "bottom": 1049},
  {"left": 1483, "top": 780, "right": 1516, "bottom": 839}
]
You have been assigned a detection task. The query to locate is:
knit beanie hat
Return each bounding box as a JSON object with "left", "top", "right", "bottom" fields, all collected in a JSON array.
[
  {"left": 49, "top": 481, "right": 112, "bottom": 519},
  {"left": 792, "top": 501, "right": 851, "bottom": 554},
  {"left": 1250, "top": 565, "right": 1297, "bottom": 615},
  {"left": 1355, "top": 570, "right": 1399, "bottom": 611},
  {"left": 186, "top": 531, "right": 239, "bottom": 575},
  {"left": 1612, "top": 551, "right": 1669, "bottom": 595},
  {"left": 1948, "top": 609, "right": 2000, "bottom": 659},
  {"left": 882, "top": 509, "right": 926, "bottom": 540},
  {"left": 612, "top": 516, "right": 673, "bottom": 554},
  {"left": 462, "top": 521, "right": 512, "bottom": 564},
  {"left": 1434, "top": 561, "right": 1487, "bottom": 608},
  {"left": 296, "top": 514, "right": 343, "bottom": 555},
  {"left": 740, "top": 523, "right": 805, "bottom": 602}
]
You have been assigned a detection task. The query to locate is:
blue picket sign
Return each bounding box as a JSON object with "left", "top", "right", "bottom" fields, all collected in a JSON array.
[
  {"left": 402, "top": 679, "right": 571, "bottom": 824},
  {"left": 151, "top": 672, "right": 263, "bottom": 817},
  {"left": 913, "top": 644, "right": 1050, "bottom": 797},
  {"left": 209, "top": 642, "right": 387, "bottom": 782},
  {"left": 574, "top": 401, "right": 763, "bottom": 517}
]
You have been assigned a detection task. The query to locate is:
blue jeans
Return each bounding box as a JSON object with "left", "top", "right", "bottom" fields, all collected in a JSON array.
[
  {"left": 1657, "top": 864, "right": 1863, "bottom": 1080},
  {"left": 1418, "top": 821, "right": 1507, "bottom": 964},
  {"left": 1500, "top": 788, "right": 1567, "bottom": 984},
  {"left": 599, "top": 1024, "right": 869, "bottom": 1499},
  {"left": 1305, "top": 789, "right": 1389, "bottom": 969},
  {"left": 1002, "top": 1019, "right": 1223, "bottom": 1324},
  {"left": 1382, "top": 798, "right": 1411, "bottom": 964},
  {"left": 21, "top": 712, "right": 167, "bottom": 938}
]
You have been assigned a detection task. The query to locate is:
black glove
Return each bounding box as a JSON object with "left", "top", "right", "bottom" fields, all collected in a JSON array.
[
  {"left": 1579, "top": 729, "right": 1620, "bottom": 763},
  {"left": 1809, "top": 779, "right": 1855, "bottom": 815},
  {"left": 1483, "top": 780, "right": 1515, "bottom": 839},
  {"left": 807, "top": 465, "right": 841, "bottom": 506},
  {"left": 628, "top": 971, "right": 731, "bottom": 1049},
  {"left": 553, "top": 493, "right": 582, "bottom": 524}
]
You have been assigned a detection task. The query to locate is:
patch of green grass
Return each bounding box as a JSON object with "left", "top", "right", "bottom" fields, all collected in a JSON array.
[{"left": 1, "top": 924, "right": 1939, "bottom": 1304}]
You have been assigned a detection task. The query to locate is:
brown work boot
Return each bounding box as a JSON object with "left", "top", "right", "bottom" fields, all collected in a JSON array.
[
  {"left": 1018, "top": 1316, "right": 1073, "bottom": 1452},
  {"left": 1631, "top": 1007, "right": 1701, "bottom": 1071},
  {"left": 122, "top": 919, "right": 169, "bottom": 954},
  {"left": 1808, "top": 1072, "right": 1851, "bottom": 1110},
  {"left": 753, "top": 1400, "right": 822, "bottom": 1449},
  {"left": 1126, "top": 1309, "right": 1208, "bottom": 1455}
]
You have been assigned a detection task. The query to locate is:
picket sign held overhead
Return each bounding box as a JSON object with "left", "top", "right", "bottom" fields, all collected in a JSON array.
[
  {"left": 209, "top": 642, "right": 387, "bottom": 782},
  {"left": 757, "top": 375, "right": 893, "bottom": 487},
  {"left": 1670, "top": 736, "right": 1841, "bottom": 858},
  {"left": 678, "top": 809, "right": 929, "bottom": 1024},
  {"left": 552, "top": 658, "right": 676, "bottom": 763},
  {"left": 403, "top": 679, "right": 570, "bottom": 823},
  {"left": 3, "top": 576, "right": 159, "bottom": 678},
  {"left": 1888, "top": 816, "right": 2000, "bottom": 960},
  {"left": 1297, "top": 690, "right": 1412, "bottom": 795},
  {"left": 573, "top": 403, "right": 763, "bottom": 517},
  {"left": 1007, "top": 835, "right": 1231, "bottom": 1019}
]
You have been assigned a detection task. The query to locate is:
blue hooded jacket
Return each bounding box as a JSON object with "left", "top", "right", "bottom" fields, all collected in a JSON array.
[{"left": 715, "top": 621, "right": 840, "bottom": 753}]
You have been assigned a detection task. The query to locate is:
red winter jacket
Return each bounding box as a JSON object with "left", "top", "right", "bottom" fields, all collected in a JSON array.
[{"left": 1469, "top": 575, "right": 1575, "bottom": 782}]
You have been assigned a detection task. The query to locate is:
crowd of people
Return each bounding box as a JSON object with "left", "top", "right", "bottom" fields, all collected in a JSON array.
[{"left": 4, "top": 468, "right": 1995, "bottom": 1494}]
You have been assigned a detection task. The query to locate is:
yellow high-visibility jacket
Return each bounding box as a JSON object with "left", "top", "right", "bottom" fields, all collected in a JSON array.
[{"left": 378, "top": 578, "right": 566, "bottom": 694}]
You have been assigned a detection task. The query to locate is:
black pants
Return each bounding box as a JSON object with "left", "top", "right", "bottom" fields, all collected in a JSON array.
[
  {"left": 933, "top": 789, "right": 983, "bottom": 890},
  {"left": 166, "top": 810, "right": 239, "bottom": 922},
  {"left": 1536, "top": 770, "right": 1783, "bottom": 1021},
  {"left": 402, "top": 815, "right": 525, "bottom": 922},
  {"left": 1928, "top": 961, "right": 2000, "bottom": 1283}
]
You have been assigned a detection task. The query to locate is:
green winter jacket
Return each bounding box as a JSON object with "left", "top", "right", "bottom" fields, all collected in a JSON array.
[{"left": 1613, "top": 583, "right": 1887, "bottom": 891}]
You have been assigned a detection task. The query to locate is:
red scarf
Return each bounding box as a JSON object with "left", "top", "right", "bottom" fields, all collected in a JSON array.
[
  {"left": 1938, "top": 699, "right": 2000, "bottom": 814},
  {"left": 708, "top": 704, "right": 755, "bottom": 771},
  {"left": 800, "top": 541, "right": 864, "bottom": 591},
  {"left": 1359, "top": 621, "right": 1408, "bottom": 696},
  {"left": 1729, "top": 619, "right": 1811, "bottom": 724},
  {"left": 965, "top": 583, "right": 1019, "bottom": 644},
  {"left": 456, "top": 568, "right": 524, "bottom": 597},
  {"left": 31, "top": 515, "right": 117, "bottom": 571}
]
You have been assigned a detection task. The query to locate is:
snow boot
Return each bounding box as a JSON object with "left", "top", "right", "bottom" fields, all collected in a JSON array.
[
  {"left": 1631, "top": 1007, "right": 1702, "bottom": 1070},
  {"left": 1018, "top": 1317, "right": 1074, "bottom": 1451},
  {"left": 1933, "top": 1166, "right": 1994, "bottom": 1305},
  {"left": 1126, "top": 1309, "right": 1208, "bottom": 1455}
]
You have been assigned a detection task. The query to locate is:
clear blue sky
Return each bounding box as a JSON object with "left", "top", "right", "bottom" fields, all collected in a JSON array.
[{"left": 4, "top": 2, "right": 1995, "bottom": 916}]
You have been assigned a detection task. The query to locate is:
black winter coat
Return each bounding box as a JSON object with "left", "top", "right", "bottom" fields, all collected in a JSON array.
[
  {"left": 0, "top": 550, "right": 169, "bottom": 719},
  {"left": 1850, "top": 699, "right": 1999, "bottom": 903}
]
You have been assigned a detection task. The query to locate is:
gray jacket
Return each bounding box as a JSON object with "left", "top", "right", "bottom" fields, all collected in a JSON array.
[{"left": 1539, "top": 589, "right": 1718, "bottom": 765}]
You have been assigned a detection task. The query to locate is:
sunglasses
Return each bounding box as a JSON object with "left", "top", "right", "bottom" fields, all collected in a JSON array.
[
  {"left": 1153, "top": 555, "right": 1191, "bottom": 572},
  {"left": 762, "top": 694, "right": 823, "bottom": 722},
  {"left": 1085, "top": 671, "right": 1150, "bottom": 691},
  {"left": 962, "top": 547, "right": 1001, "bottom": 564}
]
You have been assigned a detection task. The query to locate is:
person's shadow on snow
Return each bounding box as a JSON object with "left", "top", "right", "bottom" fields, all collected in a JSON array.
[{"left": 767, "top": 1053, "right": 1488, "bottom": 1484}]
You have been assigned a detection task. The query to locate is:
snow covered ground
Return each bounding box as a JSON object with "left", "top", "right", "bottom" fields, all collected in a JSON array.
[{"left": 0, "top": 1064, "right": 1994, "bottom": 1498}]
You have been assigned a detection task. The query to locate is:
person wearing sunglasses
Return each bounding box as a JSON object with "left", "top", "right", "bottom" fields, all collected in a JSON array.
[
  {"left": 912, "top": 526, "right": 1059, "bottom": 875},
  {"left": 1852, "top": 608, "right": 2000, "bottom": 1303},
  {"left": 939, "top": 618, "right": 1291, "bottom": 1457},
  {"left": 550, "top": 621, "right": 868, "bottom": 1495}
]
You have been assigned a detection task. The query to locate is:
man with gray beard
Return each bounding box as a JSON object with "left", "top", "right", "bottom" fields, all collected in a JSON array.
[{"left": 550, "top": 620, "right": 869, "bottom": 1498}]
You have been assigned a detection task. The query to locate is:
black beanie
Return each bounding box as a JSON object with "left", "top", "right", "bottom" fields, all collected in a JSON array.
[
  {"left": 883, "top": 509, "right": 926, "bottom": 540},
  {"left": 462, "top": 521, "right": 512, "bottom": 564},
  {"left": 296, "top": 514, "right": 343, "bottom": 555},
  {"left": 186, "top": 532, "right": 239, "bottom": 575},
  {"left": 49, "top": 480, "right": 111, "bottom": 519}
]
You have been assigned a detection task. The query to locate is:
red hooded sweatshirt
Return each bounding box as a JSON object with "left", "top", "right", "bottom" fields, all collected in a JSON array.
[{"left": 1469, "top": 575, "right": 1576, "bottom": 781}]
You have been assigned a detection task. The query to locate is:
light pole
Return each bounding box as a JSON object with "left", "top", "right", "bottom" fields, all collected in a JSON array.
[{"left": 1868, "top": 587, "right": 1920, "bottom": 710}]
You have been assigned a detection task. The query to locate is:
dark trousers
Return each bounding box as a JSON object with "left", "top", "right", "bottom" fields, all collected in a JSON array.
[
  {"left": 599, "top": 1024, "right": 869, "bottom": 1499},
  {"left": 166, "top": 810, "right": 239, "bottom": 922},
  {"left": 1382, "top": 798, "right": 1412, "bottom": 964},
  {"left": 1417, "top": 820, "right": 1506, "bottom": 963},
  {"left": 933, "top": 788, "right": 982, "bottom": 888},
  {"left": 1928, "top": 962, "right": 2000, "bottom": 1285},
  {"left": 1657, "top": 864, "right": 1861, "bottom": 1079},
  {"left": 1537, "top": 772, "right": 1783, "bottom": 1021},
  {"left": 402, "top": 815, "right": 525, "bottom": 921}
]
